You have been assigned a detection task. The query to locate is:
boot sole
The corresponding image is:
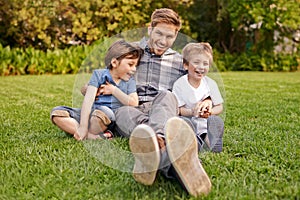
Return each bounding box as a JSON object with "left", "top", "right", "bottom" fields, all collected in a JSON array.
[
  {"left": 165, "top": 117, "right": 212, "bottom": 196},
  {"left": 129, "top": 124, "right": 160, "bottom": 185}
]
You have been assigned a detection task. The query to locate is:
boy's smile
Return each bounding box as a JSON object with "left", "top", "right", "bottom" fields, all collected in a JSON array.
[
  {"left": 184, "top": 54, "right": 210, "bottom": 86},
  {"left": 111, "top": 57, "right": 139, "bottom": 83}
]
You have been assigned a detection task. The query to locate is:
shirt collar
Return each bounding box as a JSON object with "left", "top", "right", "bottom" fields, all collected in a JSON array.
[{"left": 102, "top": 69, "right": 117, "bottom": 86}]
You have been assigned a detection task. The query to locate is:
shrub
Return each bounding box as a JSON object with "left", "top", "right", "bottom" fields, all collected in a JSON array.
[
  {"left": 0, "top": 43, "right": 94, "bottom": 75},
  {"left": 0, "top": 42, "right": 298, "bottom": 76},
  {"left": 215, "top": 51, "right": 299, "bottom": 72}
]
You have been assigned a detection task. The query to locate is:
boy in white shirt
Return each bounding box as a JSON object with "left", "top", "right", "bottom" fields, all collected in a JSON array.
[{"left": 172, "top": 42, "right": 224, "bottom": 152}]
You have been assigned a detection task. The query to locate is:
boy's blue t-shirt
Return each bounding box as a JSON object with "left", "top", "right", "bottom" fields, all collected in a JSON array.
[{"left": 88, "top": 69, "right": 136, "bottom": 110}]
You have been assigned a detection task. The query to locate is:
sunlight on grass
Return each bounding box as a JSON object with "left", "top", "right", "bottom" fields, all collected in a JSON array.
[{"left": 0, "top": 72, "right": 299, "bottom": 199}]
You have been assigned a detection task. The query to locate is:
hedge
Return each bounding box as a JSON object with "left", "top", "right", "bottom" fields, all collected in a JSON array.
[{"left": 1, "top": 42, "right": 298, "bottom": 76}]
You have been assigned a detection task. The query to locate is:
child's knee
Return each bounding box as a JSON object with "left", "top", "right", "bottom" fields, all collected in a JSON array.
[
  {"left": 50, "top": 110, "right": 70, "bottom": 124},
  {"left": 91, "top": 110, "right": 111, "bottom": 126}
]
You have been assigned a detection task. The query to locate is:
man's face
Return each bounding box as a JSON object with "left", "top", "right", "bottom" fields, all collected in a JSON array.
[{"left": 148, "top": 23, "right": 178, "bottom": 56}]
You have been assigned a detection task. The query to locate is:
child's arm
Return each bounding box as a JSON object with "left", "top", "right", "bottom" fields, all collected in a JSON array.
[
  {"left": 179, "top": 97, "right": 213, "bottom": 117},
  {"left": 179, "top": 102, "right": 223, "bottom": 118},
  {"left": 100, "top": 81, "right": 138, "bottom": 106},
  {"left": 210, "top": 103, "right": 223, "bottom": 115},
  {"left": 113, "top": 89, "right": 138, "bottom": 106},
  {"left": 75, "top": 85, "right": 97, "bottom": 140},
  {"left": 179, "top": 106, "right": 197, "bottom": 117}
]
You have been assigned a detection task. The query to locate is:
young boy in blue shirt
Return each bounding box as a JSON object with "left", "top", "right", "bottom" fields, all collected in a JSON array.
[{"left": 50, "top": 40, "right": 143, "bottom": 140}]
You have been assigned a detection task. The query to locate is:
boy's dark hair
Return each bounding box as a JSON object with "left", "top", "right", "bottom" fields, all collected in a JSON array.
[
  {"left": 105, "top": 40, "right": 144, "bottom": 69},
  {"left": 150, "top": 8, "right": 181, "bottom": 31}
]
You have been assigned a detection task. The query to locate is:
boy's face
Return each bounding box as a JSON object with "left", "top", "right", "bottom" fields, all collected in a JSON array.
[
  {"left": 148, "top": 23, "right": 178, "bottom": 56},
  {"left": 184, "top": 54, "right": 210, "bottom": 81},
  {"left": 112, "top": 57, "right": 139, "bottom": 81}
]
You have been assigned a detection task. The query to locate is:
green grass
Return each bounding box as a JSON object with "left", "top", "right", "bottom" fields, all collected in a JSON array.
[{"left": 0, "top": 72, "right": 299, "bottom": 200}]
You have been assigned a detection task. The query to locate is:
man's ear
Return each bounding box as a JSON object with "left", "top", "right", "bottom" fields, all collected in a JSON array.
[
  {"left": 111, "top": 58, "right": 119, "bottom": 68},
  {"left": 147, "top": 26, "right": 153, "bottom": 36}
]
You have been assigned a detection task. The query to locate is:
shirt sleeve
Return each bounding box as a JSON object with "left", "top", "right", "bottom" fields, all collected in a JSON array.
[
  {"left": 206, "top": 77, "right": 223, "bottom": 106},
  {"left": 88, "top": 69, "right": 105, "bottom": 88},
  {"left": 172, "top": 79, "right": 186, "bottom": 107}
]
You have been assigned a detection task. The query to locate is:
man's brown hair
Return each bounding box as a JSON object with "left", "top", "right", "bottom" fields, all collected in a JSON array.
[{"left": 150, "top": 8, "right": 181, "bottom": 31}]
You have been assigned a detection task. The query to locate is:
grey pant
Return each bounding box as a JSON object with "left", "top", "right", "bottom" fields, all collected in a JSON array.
[
  {"left": 115, "top": 90, "right": 178, "bottom": 137},
  {"left": 180, "top": 115, "right": 224, "bottom": 153},
  {"left": 115, "top": 91, "right": 177, "bottom": 178},
  {"left": 115, "top": 91, "right": 224, "bottom": 179}
]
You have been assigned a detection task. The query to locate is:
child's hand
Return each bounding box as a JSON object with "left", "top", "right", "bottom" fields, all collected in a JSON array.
[
  {"left": 195, "top": 99, "right": 212, "bottom": 118},
  {"left": 99, "top": 81, "right": 116, "bottom": 95},
  {"left": 199, "top": 110, "right": 211, "bottom": 118},
  {"left": 74, "top": 126, "right": 88, "bottom": 141}
]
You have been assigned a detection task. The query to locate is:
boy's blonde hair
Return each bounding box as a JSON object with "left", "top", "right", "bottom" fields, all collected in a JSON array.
[
  {"left": 105, "top": 40, "right": 143, "bottom": 69},
  {"left": 150, "top": 8, "right": 181, "bottom": 31},
  {"left": 182, "top": 42, "right": 213, "bottom": 66}
]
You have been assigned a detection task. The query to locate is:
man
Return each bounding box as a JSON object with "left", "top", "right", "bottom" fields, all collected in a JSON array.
[{"left": 114, "top": 8, "right": 218, "bottom": 197}]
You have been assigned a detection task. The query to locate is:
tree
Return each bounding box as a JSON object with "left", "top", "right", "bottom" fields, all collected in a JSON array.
[
  {"left": 0, "top": 0, "right": 153, "bottom": 49},
  {"left": 223, "top": 0, "right": 300, "bottom": 53}
]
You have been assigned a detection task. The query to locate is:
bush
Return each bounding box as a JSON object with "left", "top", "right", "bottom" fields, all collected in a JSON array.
[
  {"left": 0, "top": 43, "right": 94, "bottom": 75},
  {"left": 1, "top": 42, "right": 298, "bottom": 76},
  {"left": 215, "top": 51, "right": 299, "bottom": 72}
]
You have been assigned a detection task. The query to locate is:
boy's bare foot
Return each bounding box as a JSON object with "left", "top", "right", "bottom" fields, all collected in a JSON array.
[
  {"left": 165, "top": 117, "right": 212, "bottom": 197},
  {"left": 129, "top": 124, "right": 160, "bottom": 185},
  {"left": 87, "top": 130, "right": 114, "bottom": 140}
]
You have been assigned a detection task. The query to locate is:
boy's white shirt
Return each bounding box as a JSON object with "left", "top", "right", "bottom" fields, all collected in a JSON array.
[
  {"left": 173, "top": 74, "right": 223, "bottom": 108},
  {"left": 172, "top": 74, "right": 223, "bottom": 135}
]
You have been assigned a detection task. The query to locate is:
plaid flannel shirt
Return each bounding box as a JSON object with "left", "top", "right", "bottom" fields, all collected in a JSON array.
[{"left": 135, "top": 37, "right": 186, "bottom": 102}]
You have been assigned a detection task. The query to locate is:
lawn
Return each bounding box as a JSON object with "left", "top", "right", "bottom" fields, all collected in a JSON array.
[{"left": 0, "top": 72, "right": 299, "bottom": 200}]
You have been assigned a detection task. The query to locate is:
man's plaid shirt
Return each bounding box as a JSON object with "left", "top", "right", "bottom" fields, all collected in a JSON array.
[{"left": 135, "top": 38, "right": 186, "bottom": 103}]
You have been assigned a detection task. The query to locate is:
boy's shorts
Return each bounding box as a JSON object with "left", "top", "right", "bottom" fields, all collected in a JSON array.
[{"left": 50, "top": 106, "right": 116, "bottom": 129}]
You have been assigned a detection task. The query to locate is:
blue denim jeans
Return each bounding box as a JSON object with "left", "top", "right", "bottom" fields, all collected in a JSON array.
[{"left": 50, "top": 105, "right": 116, "bottom": 130}]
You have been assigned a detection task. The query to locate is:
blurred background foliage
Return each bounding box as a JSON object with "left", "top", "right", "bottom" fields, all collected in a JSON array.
[{"left": 0, "top": 0, "right": 299, "bottom": 75}]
